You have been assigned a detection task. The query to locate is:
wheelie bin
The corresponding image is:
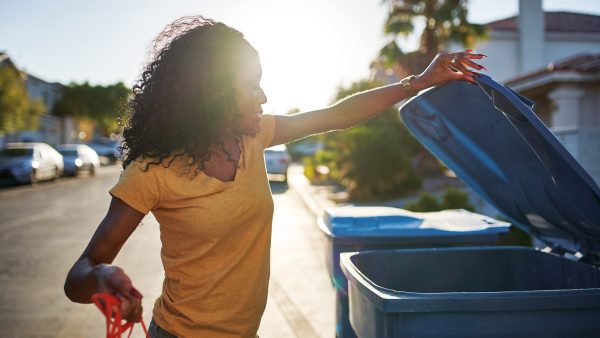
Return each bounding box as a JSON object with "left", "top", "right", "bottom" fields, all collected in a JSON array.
[
  {"left": 340, "top": 74, "right": 600, "bottom": 337},
  {"left": 319, "top": 205, "right": 511, "bottom": 338}
]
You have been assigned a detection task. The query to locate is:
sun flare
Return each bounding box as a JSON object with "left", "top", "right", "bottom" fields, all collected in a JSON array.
[{"left": 229, "top": 0, "right": 379, "bottom": 115}]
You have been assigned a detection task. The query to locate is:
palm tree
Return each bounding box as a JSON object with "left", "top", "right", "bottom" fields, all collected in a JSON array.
[{"left": 377, "top": 0, "right": 487, "bottom": 75}]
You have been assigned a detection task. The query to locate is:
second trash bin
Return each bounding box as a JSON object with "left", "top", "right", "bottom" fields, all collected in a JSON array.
[
  {"left": 340, "top": 74, "right": 600, "bottom": 337},
  {"left": 318, "top": 206, "right": 510, "bottom": 338}
]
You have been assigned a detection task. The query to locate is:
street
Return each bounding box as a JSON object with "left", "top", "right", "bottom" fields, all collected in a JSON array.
[{"left": 0, "top": 165, "right": 335, "bottom": 337}]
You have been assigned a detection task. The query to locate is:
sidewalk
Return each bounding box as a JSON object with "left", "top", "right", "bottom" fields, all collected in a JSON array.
[
  {"left": 287, "top": 165, "right": 338, "bottom": 217},
  {"left": 257, "top": 164, "right": 337, "bottom": 338}
]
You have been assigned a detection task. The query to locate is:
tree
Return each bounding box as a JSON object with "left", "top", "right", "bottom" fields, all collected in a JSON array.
[
  {"left": 54, "top": 82, "right": 130, "bottom": 136},
  {"left": 378, "top": 0, "right": 487, "bottom": 74},
  {"left": 314, "top": 80, "right": 424, "bottom": 201},
  {"left": 0, "top": 66, "right": 45, "bottom": 134},
  {"left": 308, "top": 2, "right": 487, "bottom": 202},
  {"left": 334, "top": 0, "right": 489, "bottom": 201}
]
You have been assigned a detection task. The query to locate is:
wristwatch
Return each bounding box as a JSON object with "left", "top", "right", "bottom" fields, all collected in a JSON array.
[{"left": 400, "top": 75, "right": 418, "bottom": 98}]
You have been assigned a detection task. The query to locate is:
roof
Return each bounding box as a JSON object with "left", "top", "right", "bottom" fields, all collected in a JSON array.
[
  {"left": 56, "top": 144, "right": 88, "bottom": 150},
  {"left": 487, "top": 11, "right": 600, "bottom": 34},
  {"left": 0, "top": 51, "right": 18, "bottom": 71},
  {"left": 7, "top": 142, "right": 41, "bottom": 149},
  {"left": 505, "top": 53, "right": 600, "bottom": 85},
  {"left": 23, "top": 72, "right": 65, "bottom": 88}
]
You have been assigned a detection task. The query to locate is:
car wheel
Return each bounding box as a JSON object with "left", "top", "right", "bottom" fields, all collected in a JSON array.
[
  {"left": 52, "top": 166, "right": 60, "bottom": 181},
  {"left": 30, "top": 170, "right": 38, "bottom": 186},
  {"left": 89, "top": 165, "right": 96, "bottom": 176}
]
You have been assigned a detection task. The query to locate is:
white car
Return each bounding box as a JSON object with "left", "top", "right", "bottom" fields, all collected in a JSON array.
[
  {"left": 56, "top": 144, "right": 100, "bottom": 176},
  {"left": 264, "top": 144, "right": 291, "bottom": 182},
  {"left": 0, "top": 142, "right": 64, "bottom": 184}
]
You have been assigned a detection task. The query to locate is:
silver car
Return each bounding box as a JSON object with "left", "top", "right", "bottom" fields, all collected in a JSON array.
[
  {"left": 264, "top": 144, "right": 291, "bottom": 182},
  {"left": 0, "top": 142, "right": 64, "bottom": 184},
  {"left": 56, "top": 144, "right": 100, "bottom": 176}
]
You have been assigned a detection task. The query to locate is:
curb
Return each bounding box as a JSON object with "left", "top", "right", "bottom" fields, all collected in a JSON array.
[{"left": 288, "top": 173, "right": 322, "bottom": 217}]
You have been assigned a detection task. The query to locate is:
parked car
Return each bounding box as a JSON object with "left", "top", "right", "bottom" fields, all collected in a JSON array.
[
  {"left": 0, "top": 142, "right": 63, "bottom": 184},
  {"left": 264, "top": 144, "right": 291, "bottom": 182},
  {"left": 56, "top": 144, "right": 100, "bottom": 176},
  {"left": 87, "top": 137, "right": 121, "bottom": 164},
  {"left": 291, "top": 140, "right": 324, "bottom": 157}
]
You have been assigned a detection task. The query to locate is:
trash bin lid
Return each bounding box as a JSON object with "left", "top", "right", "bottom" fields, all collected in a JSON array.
[
  {"left": 399, "top": 74, "right": 600, "bottom": 258},
  {"left": 321, "top": 206, "right": 509, "bottom": 237}
]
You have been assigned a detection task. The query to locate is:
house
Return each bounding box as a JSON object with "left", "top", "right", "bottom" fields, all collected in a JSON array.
[
  {"left": 0, "top": 52, "right": 78, "bottom": 146},
  {"left": 474, "top": 2, "right": 600, "bottom": 82},
  {"left": 505, "top": 53, "right": 600, "bottom": 185},
  {"left": 471, "top": 0, "right": 600, "bottom": 185},
  {"left": 20, "top": 72, "right": 66, "bottom": 145},
  {"left": 450, "top": 0, "right": 600, "bottom": 185}
]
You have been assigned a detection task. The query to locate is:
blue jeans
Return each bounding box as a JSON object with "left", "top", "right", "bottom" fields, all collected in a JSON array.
[
  {"left": 147, "top": 319, "right": 260, "bottom": 338},
  {"left": 148, "top": 319, "right": 178, "bottom": 338}
]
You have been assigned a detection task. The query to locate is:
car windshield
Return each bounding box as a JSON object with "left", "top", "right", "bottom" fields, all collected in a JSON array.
[
  {"left": 58, "top": 149, "right": 78, "bottom": 156},
  {"left": 0, "top": 148, "right": 33, "bottom": 157}
]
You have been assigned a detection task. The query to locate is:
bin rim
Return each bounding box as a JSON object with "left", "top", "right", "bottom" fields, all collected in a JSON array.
[
  {"left": 317, "top": 216, "right": 333, "bottom": 237},
  {"left": 340, "top": 246, "right": 600, "bottom": 313},
  {"left": 399, "top": 74, "right": 600, "bottom": 259},
  {"left": 318, "top": 207, "right": 510, "bottom": 239}
]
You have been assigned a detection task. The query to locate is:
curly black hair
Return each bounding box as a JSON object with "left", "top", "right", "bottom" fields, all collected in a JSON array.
[{"left": 120, "top": 16, "right": 259, "bottom": 174}]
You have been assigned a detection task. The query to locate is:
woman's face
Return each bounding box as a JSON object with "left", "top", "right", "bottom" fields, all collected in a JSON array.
[{"left": 234, "top": 58, "right": 267, "bottom": 135}]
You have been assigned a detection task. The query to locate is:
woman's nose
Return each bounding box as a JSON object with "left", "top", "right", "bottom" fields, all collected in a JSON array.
[{"left": 258, "top": 87, "right": 267, "bottom": 104}]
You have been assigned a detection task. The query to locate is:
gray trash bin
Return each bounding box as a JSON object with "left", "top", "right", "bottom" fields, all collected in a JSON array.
[
  {"left": 319, "top": 206, "right": 510, "bottom": 338},
  {"left": 340, "top": 74, "right": 600, "bottom": 337}
]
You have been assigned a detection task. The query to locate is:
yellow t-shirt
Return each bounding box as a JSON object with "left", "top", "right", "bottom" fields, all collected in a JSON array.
[{"left": 109, "top": 115, "right": 276, "bottom": 337}]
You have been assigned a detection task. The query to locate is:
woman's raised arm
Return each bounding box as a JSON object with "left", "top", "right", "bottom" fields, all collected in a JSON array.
[{"left": 269, "top": 51, "right": 485, "bottom": 147}]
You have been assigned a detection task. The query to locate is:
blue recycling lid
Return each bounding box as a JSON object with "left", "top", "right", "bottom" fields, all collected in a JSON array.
[
  {"left": 320, "top": 206, "right": 509, "bottom": 238},
  {"left": 399, "top": 74, "right": 600, "bottom": 257}
]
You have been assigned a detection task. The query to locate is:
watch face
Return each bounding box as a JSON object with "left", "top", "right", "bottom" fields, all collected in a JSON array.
[{"left": 401, "top": 76, "right": 415, "bottom": 96}]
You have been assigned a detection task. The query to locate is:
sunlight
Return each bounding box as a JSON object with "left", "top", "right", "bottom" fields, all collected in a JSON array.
[{"left": 225, "top": 0, "right": 384, "bottom": 115}]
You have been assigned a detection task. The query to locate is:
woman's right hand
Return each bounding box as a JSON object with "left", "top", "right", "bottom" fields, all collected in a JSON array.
[
  {"left": 95, "top": 264, "right": 143, "bottom": 322},
  {"left": 412, "top": 50, "right": 486, "bottom": 91}
]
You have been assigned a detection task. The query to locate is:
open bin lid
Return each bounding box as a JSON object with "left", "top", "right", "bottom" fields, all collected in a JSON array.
[{"left": 399, "top": 74, "right": 600, "bottom": 259}]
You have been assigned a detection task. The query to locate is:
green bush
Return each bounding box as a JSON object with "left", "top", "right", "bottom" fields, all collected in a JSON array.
[
  {"left": 442, "top": 187, "right": 475, "bottom": 211},
  {"left": 494, "top": 215, "right": 533, "bottom": 247},
  {"left": 313, "top": 79, "right": 430, "bottom": 202},
  {"left": 405, "top": 192, "right": 441, "bottom": 212},
  {"left": 304, "top": 149, "right": 337, "bottom": 184},
  {"left": 404, "top": 187, "right": 474, "bottom": 212},
  {"left": 303, "top": 156, "right": 316, "bottom": 181}
]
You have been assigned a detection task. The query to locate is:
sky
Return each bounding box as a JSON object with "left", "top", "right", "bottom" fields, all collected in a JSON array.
[{"left": 2, "top": 0, "right": 600, "bottom": 115}]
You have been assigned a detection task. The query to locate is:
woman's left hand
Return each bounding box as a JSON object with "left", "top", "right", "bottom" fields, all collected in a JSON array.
[{"left": 414, "top": 50, "right": 486, "bottom": 89}]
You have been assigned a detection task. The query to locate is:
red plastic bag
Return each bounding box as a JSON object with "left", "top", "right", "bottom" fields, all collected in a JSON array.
[{"left": 91, "top": 292, "right": 148, "bottom": 338}]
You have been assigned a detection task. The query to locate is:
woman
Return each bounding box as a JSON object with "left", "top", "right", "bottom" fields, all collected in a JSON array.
[{"left": 64, "top": 15, "right": 484, "bottom": 338}]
